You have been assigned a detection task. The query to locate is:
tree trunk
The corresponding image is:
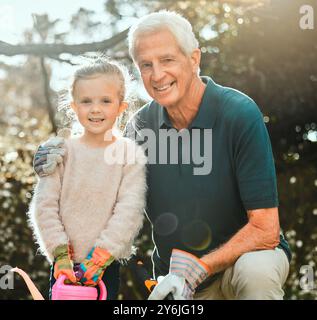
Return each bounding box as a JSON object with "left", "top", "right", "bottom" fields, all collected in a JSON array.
[{"left": 40, "top": 57, "right": 57, "bottom": 133}]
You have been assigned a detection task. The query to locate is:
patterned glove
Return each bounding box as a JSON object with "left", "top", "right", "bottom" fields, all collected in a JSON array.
[
  {"left": 148, "top": 249, "right": 211, "bottom": 300},
  {"left": 33, "top": 130, "right": 69, "bottom": 177},
  {"left": 76, "top": 247, "right": 114, "bottom": 287},
  {"left": 53, "top": 244, "right": 77, "bottom": 283}
]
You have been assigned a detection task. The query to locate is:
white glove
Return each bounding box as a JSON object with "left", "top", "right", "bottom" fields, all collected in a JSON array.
[
  {"left": 148, "top": 274, "right": 193, "bottom": 300},
  {"left": 33, "top": 129, "right": 70, "bottom": 177},
  {"left": 148, "top": 249, "right": 211, "bottom": 300}
]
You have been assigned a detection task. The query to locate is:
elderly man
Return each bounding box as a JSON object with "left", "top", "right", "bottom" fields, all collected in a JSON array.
[{"left": 33, "top": 11, "right": 291, "bottom": 300}]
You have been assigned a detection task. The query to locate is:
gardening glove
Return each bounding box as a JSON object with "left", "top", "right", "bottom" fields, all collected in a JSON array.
[
  {"left": 148, "top": 249, "right": 211, "bottom": 300},
  {"left": 33, "top": 129, "right": 70, "bottom": 177},
  {"left": 53, "top": 244, "right": 77, "bottom": 283},
  {"left": 76, "top": 246, "right": 114, "bottom": 287}
]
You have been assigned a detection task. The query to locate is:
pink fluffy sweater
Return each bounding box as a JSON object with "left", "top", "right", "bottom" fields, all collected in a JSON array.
[{"left": 28, "top": 137, "right": 147, "bottom": 263}]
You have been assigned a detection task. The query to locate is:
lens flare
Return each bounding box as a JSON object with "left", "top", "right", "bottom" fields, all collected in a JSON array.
[
  {"left": 153, "top": 212, "right": 179, "bottom": 236},
  {"left": 181, "top": 219, "right": 212, "bottom": 251}
]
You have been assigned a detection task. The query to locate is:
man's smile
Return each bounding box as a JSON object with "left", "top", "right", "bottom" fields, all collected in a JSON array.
[{"left": 153, "top": 81, "right": 176, "bottom": 92}]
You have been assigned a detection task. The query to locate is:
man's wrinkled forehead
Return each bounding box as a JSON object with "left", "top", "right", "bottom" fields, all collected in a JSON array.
[{"left": 133, "top": 28, "right": 185, "bottom": 63}]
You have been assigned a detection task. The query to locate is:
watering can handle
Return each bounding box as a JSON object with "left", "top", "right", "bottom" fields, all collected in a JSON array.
[
  {"left": 98, "top": 279, "right": 107, "bottom": 300},
  {"left": 56, "top": 274, "right": 67, "bottom": 286},
  {"left": 57, "top": 275, "right": 107, "bottom": 300}
]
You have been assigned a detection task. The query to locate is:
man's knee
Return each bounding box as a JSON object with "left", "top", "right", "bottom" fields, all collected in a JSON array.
[{"left": 230, "top": 249, "right": 288, "bottom": 299}]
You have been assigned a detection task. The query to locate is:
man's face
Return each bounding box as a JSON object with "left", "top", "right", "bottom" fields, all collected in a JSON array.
[{"left": 135, "top": 28, "right": 200, "bottom": 109}]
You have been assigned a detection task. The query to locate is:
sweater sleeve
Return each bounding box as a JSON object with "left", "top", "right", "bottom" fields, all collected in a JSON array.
[
  {"left": 27, "top": 163, "right": 69, "bottom": 263},
  {"left": 95, "top": 140, "right": 147, "bottom": 260}
]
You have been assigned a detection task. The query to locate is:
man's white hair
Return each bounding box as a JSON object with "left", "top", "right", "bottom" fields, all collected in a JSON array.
[{"left": 128, "top": 10, "right": 199, "bottom": 62}]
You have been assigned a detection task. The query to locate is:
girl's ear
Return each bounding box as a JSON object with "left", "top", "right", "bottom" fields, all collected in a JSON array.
[
  {"left": 70, "top": 101, "right": 77, "bottom": 112},
  {"left": 118, "top": 101, "right": 128, "bottom": 115}
]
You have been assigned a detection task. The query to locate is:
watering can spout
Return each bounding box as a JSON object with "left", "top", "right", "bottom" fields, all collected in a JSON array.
[{"left": 11, "top": 267, "right": 45, "bottom": 300}]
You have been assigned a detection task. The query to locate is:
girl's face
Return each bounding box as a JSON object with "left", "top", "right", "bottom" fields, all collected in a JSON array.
[{"left": 71, "top": 74, "right": 127, "bottom": 139}]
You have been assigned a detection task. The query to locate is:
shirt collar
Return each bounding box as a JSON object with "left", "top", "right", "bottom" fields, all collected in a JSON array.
[
  {"left": 158, "top": 105, "right": 173, "bottom": 128},
  {"left": 158, "top": 76, "right": 220, "bottom": 129}
]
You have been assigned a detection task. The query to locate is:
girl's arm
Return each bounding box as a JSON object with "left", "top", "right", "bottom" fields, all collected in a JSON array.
[
  {"left": 27, "top": 164, "right": 69, "bottom": 263},
  {"left": 95, "top": 142, "right": 147, "bottom": 260}
]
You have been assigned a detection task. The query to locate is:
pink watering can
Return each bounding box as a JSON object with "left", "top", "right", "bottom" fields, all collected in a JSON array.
[
  {"left": 52, "top": 274, "right": 107, "bottom": 300},
  {"left": 11, "top": 267, "right": 107, "bottom": 300}
]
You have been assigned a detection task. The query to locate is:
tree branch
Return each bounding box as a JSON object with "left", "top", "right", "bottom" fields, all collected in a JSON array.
[
  {"left": 47, "top": 55, "right": 76, "bottom": 65},
  {"left": 0, "top": 28, "right": 129, "bottom": 57}
]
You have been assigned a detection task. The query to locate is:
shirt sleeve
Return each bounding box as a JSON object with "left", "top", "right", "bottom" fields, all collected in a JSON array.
[
  {"left": 123, "top": 120, "right": 135, "bottom": 139},
  {"left": 233, "top": 106, "right": 279, "bottom": 211},
  {"left": 27, "top": 163, "right": 68, "bottom": 263},
  {"left": 95, "top": 141, "right": 147, "bottom": 260}
]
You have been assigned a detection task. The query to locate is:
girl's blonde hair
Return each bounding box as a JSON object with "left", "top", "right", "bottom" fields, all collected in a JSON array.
[{"left": 57, "top": 55, "right": 134, "bottom": 131}]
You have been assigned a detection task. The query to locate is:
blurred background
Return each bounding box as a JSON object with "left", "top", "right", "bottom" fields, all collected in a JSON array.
[{"left": 0, "top": 0, "right": 316, "bottom": 300}]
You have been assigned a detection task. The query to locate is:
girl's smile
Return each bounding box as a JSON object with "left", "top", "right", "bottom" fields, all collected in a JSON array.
[{"left": 71, "top": 74, "right": 127, "bottom": 147}]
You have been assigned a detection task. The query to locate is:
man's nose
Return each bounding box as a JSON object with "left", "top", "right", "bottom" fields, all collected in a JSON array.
[{"left": 151, "top": 63, "right": 165, "bottom": 82}]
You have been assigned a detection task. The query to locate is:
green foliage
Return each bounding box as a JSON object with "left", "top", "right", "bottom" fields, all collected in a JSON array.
[
  {"left": 0, "top": 62, "right": 55, "bottom": 299},
  {"left": 0, "top": 0, "right": 316, "bottom": 300}
]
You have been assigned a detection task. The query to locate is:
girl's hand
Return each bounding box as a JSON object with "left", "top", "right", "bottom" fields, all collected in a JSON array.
[
  {"left": 53, "top": 244, "right": 77, "bottom": 283},
  {"left": 77, "top": 247, "right": 114, "bottom": 286}
]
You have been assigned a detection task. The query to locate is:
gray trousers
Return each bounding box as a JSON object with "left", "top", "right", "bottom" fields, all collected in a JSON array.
[{"left": 194, "top": 248, "right": 290, "bottom": 300}]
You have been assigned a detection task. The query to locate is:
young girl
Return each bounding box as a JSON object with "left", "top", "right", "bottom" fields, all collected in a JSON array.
[{"left": 27, "top": 57, "right": 147, "bottom": 300}]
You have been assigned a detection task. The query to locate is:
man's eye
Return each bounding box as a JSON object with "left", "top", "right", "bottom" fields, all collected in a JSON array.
[{"left": 141, "top": 63, "right": 151, "bottom": 69}]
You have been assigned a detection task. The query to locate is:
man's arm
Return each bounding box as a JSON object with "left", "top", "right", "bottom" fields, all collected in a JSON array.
[{"left": 200, "top": 207, "right": 280, "bottom": 275}]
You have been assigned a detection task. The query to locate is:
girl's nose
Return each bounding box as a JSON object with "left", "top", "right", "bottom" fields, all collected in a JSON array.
[{"left": 90, "top": 103, "right": 102, "bottom": 112}]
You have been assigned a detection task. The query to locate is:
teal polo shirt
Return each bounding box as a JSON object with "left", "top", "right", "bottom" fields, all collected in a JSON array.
[{"left": 124, "top": 76, "right": 291, "bottom": 279}]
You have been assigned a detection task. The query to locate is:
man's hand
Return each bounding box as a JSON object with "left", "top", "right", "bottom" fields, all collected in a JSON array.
[
  {"left": 148, "top": 249, "right": 211, "bottom": 300},
  {"left": 148, "top": 274, "right": 192, "bottom": 300},
  {"left": 33, "top": 134, "right": 67, "bottom": 177}
]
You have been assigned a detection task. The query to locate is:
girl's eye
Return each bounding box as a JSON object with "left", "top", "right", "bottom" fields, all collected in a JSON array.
[
  {"left": 81, "top": 100, "right": 91, "bottom": 104},
  {"left": 103, "top": 99, "right": 111, "bottom": 104}
]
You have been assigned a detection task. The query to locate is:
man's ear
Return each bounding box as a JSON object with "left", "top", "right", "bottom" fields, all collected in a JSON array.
[
  {"left": 190, "top": 48, "right": 201, "bottom": 74},
  {"left": 118, "top": 101, "right": 128, "bottom": 115}
]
